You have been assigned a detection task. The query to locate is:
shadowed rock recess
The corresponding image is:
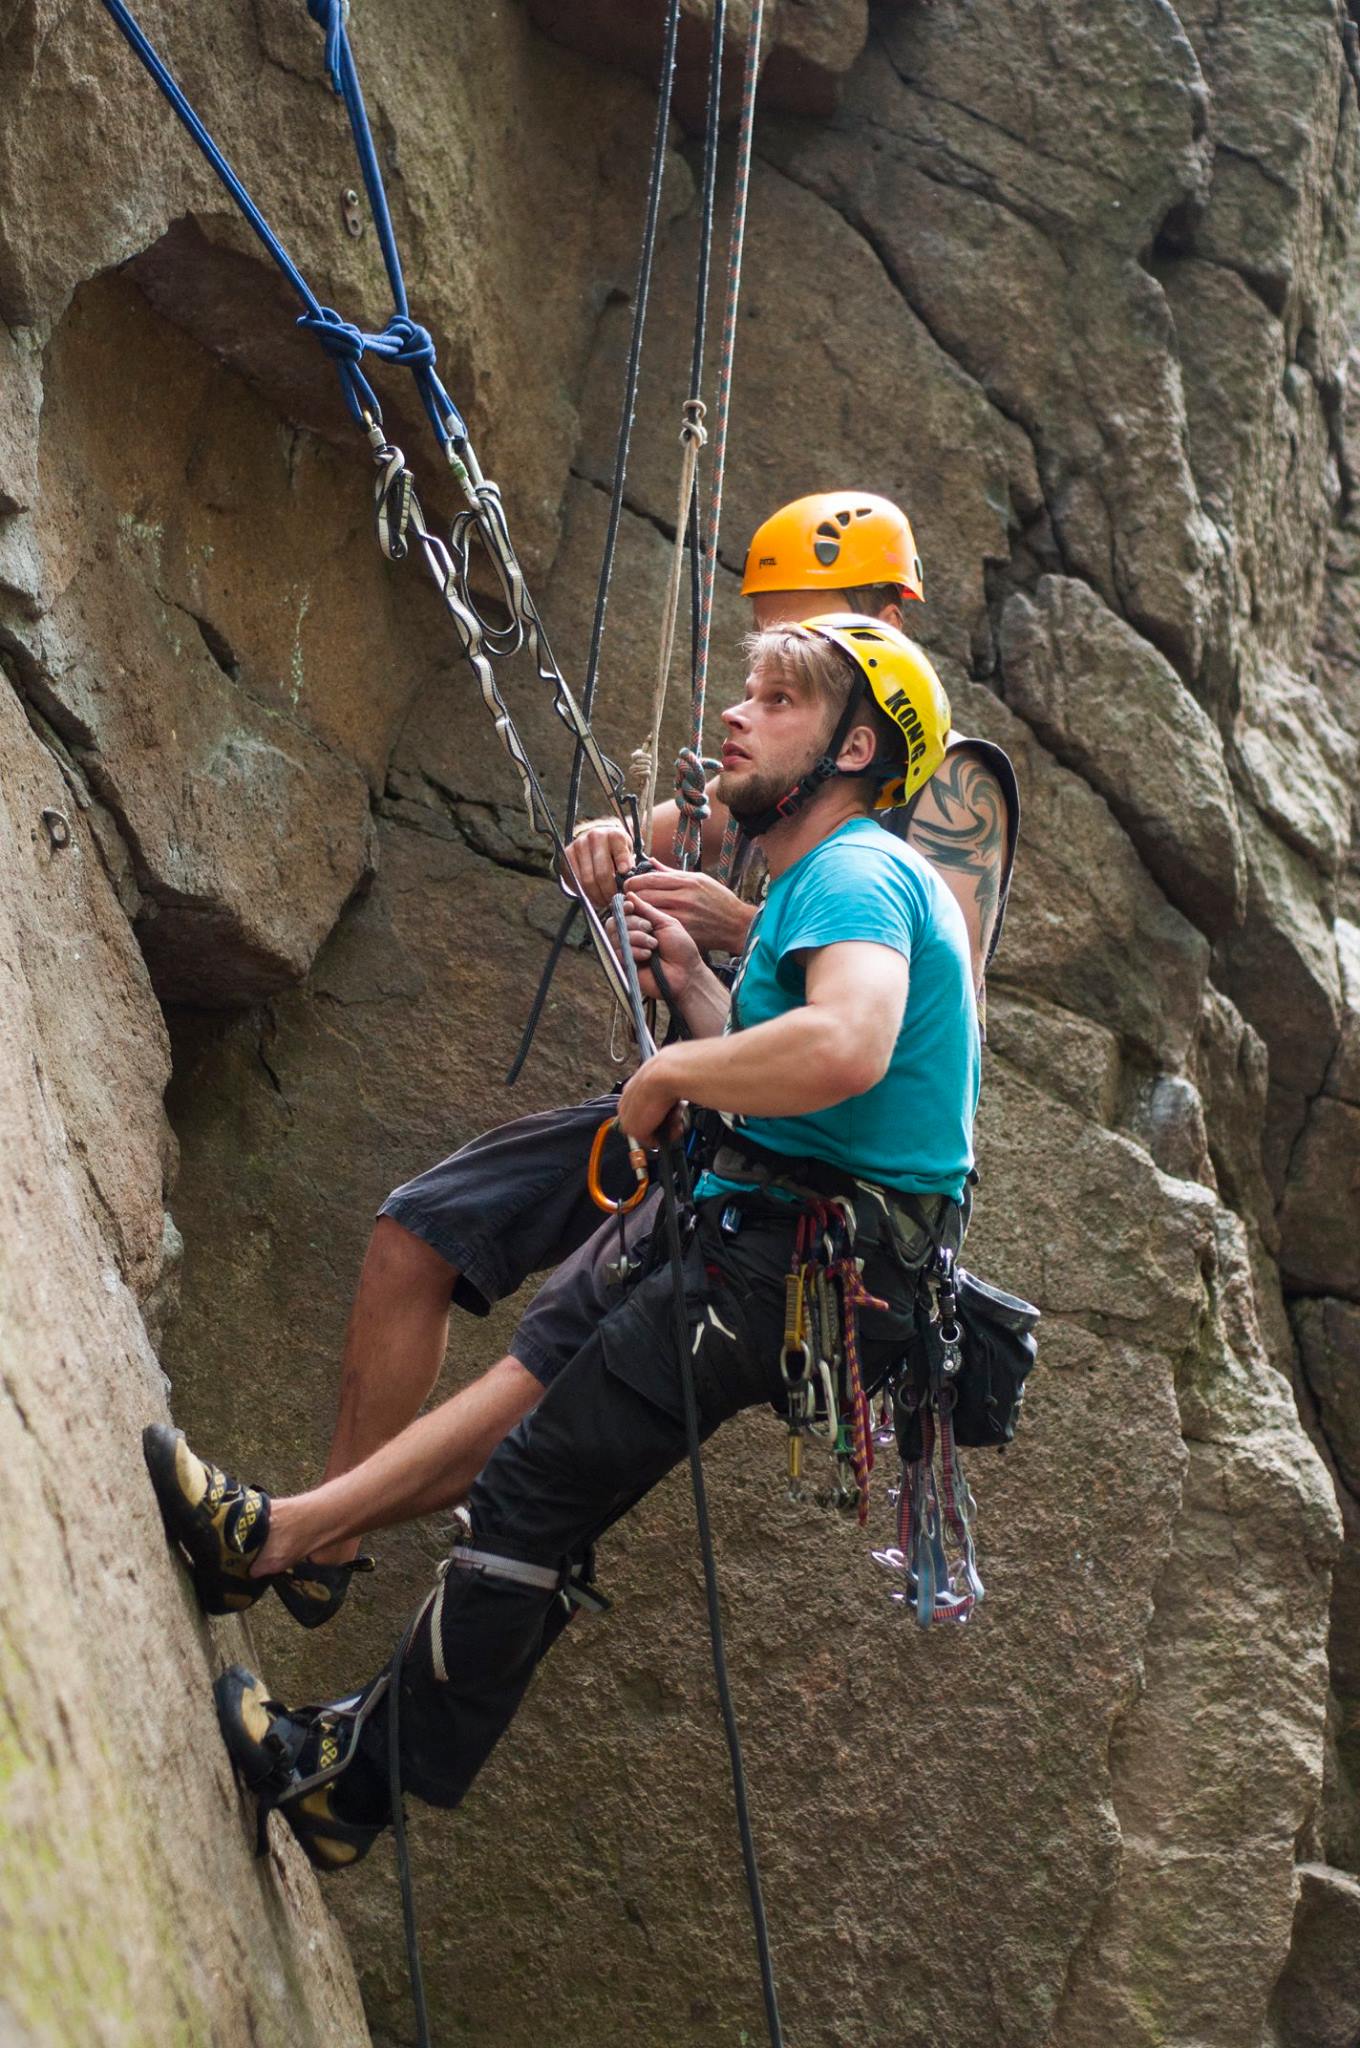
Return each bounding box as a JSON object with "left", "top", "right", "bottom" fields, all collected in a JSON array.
[{"left": 2, "top": 0, "right": 1359, "bottom": 2042}]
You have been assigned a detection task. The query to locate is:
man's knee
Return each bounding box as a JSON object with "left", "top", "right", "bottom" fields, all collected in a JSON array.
[
  {"left": 364, "top": 1214, "right": 458, "bottom": 1300},
  {"left": 376, "top": 1567, "right": 552, "bottom": 1810}
]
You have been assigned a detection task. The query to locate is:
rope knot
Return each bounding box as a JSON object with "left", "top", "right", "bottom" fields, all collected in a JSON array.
[
  {"left": 382, "top": 315, "right": 436, "bottom": 368},
  {"left": 296, "top": 306, "right": 365, "bottom": 364},
  {"left": 673, "top": 746, "right": 714, "bottom": 822},
  {"left": 680, "top": 397, "right": 708, "bottom": 448},
  {"left": 629, "top": 745, "right": 654, "bottom": 795}
]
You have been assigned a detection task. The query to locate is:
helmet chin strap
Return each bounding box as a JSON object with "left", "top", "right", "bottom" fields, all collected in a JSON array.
[{"left": 737, "top": 685, "right": 875, "bottom": 839}]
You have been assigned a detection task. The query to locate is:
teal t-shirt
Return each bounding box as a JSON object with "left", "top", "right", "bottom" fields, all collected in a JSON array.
[{"left": 695, "top": 817, "right": 980, "bottom": 1201}]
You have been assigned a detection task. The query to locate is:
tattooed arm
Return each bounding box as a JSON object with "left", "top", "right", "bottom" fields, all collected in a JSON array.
[{"left": 904, "top": 747, "right": 1008, "bottom": 991}]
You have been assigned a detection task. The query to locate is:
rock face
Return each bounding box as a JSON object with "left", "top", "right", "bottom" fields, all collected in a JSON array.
[
  {"left": 3, "top": 2, "right": 1360, "bottom": 2046},
  {"left": 0, "top": 682, "right": 368, "bottom": 2043}
]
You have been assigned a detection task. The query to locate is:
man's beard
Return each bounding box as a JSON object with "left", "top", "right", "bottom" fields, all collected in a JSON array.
[{"left": 715, "top": 764, "right": 791, "bottom": 825}]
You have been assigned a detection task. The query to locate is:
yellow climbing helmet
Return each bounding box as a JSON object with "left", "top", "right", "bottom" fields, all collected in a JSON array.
[
  {"left": 741, "top": 491, "right": 925, "bottom": 602},
  {"left": 794, "top": 613, "right": 951, "bottom": 808}
]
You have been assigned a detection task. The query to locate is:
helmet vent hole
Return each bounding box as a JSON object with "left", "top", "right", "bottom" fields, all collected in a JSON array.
[
  {"left": 813, "top": 534, "right": 840, "bottom": 566},
  {"left": 836, "top": 510, "right": 852, "bottom": 527}
]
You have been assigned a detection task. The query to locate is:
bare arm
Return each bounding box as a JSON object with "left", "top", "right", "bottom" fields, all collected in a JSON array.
[
  {"left": 617, "top": 940, "right": 909, "bottom": 1145},
  {"left": 904, "top": 750, "right": 1007, "bottom": 989}
]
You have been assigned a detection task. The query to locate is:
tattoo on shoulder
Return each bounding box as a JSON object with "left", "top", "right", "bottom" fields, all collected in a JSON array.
[{"left": 906, "top": 756, "right": 1006, "bottom": 940}]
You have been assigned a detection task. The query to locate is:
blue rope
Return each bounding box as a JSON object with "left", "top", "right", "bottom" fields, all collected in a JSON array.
[
  {"left": 303, "top": 0, "right": 465, "bottom": 448},
  {"left": 97, "top": 0, "right": 466, "bottom": 447}
]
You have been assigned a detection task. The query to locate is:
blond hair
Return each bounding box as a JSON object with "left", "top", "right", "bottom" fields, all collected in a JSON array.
[
  {"left": 742, "top": 625, "right": 905, "bottom": 777},
  {"left": 743, "top": 625, "right": 856, "bottom": 715}
]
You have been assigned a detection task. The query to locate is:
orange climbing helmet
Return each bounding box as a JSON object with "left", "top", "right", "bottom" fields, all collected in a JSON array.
[{"left": 741, "top": 491, "right": 924, "bottom": 603}]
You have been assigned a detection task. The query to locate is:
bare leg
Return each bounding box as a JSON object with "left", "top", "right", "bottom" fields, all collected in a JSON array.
[
  {"left": 310, "top": 1216, "right": 461, "bottom": 1564},
  {"left": 254, "top": 1355, "right": 543, "bottom": 1575}
]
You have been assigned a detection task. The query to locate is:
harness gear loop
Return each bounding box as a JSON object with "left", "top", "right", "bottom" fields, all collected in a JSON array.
[{"left": 587, "top": 1117, "right": 650, "bottom": 1216}]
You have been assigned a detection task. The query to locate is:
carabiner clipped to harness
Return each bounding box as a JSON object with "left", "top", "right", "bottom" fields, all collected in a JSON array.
[{"left": 587, "top": 1116, "right": 649, "bottom": 1215}]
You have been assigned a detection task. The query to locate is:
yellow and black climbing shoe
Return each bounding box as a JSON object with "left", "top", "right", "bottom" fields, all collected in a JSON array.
[
  {"left": 143, "top": 1424, "right": 272, "bottom": 1616},
  {"left": 214, "top": 1664, "right": 388, "bottom": 1870},
  {"left": 275, "top": 1552, "right": 376, "bottom": 1630}
]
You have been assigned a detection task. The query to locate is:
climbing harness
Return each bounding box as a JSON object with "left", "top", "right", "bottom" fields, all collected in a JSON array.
[{"left": 700, "top": 1115, "right": 1038, "bottom": 1625}]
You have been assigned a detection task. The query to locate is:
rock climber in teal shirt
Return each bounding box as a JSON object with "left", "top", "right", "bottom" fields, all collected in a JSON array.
[
  {"left": 696, "top": 814, "right": 980, "bottom": 1205},
  {"left": 153, "top": 611, "right": 989, "bottom": 1876}
]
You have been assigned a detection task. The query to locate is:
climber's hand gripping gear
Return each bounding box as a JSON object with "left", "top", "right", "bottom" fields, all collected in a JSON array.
[{"left": 740, "top": 492, "right": 925, "bottom": 603}]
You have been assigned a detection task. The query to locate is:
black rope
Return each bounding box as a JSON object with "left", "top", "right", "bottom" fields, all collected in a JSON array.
[
  {"left": 563, "top": 0, "right": 684, "bottom": 843},
  {"left": 513, "top": 0, "right": 683, "bottom": 1086},
  {"left": 388, "top": 1610, "right": 432, "bottom": 2048},
  {"left": 609, "top": 894, "right": 784, "bottom": 2048},
  {"left": 504, "top": 899, "right": 581, "bottom": 1085},
  {"left": 514, "top": 2, "right": 728, "bottom": 1084}
]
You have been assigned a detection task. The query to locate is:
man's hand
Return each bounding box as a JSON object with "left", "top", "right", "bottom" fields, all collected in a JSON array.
[
  {"left": 617, "top": 1046, "right": 687, "bottom": 1150},
  {"left": 565, "top": 818, "right": 636, "bottom": 909},
  {"left": 620, "top": 894, "right": 704, "bottom": 1003},
  {"left": 624, "top": 865, "right": 755, "bottom": 956}
]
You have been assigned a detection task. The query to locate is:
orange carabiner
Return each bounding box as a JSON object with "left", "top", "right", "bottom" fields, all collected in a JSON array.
[{"left": 587, "top": 1116, "right": 650, "bottom": 1215}]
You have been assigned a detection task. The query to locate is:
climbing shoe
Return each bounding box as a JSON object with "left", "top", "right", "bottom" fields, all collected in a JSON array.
[
  {"left": 274, "top": 1552, "right": 376, "bottom": 1630},
  {"left": 143, "top": 1424, "right": 271, "bottom": 1616},
  {"left": 213, "top": 1663, "right": 388, "bottom": 1870}
]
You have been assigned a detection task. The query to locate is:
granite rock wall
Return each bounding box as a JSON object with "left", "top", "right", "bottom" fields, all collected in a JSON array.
[{"left": 2, "top": 2, "right": 1359, "bottom": 2044}]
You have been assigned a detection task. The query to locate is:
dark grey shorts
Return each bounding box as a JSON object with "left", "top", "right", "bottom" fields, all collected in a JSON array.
[
  {"left": 509, "top": 1190, "right": 664, "bottom": 1387},
  {"left": 378, "top": 1092, "right": 642, "bottom": 1322}
]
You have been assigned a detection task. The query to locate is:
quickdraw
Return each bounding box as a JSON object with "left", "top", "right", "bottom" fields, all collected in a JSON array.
[
  {"left": 874, "top": 1247, "right": 985, "bottom": 1628},
  {"left": 98, "top": 0, "right": 645, "bottom": 1033},
  {"left": 779, "top": 1202, "right": 886, "bottom": 1525}
]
